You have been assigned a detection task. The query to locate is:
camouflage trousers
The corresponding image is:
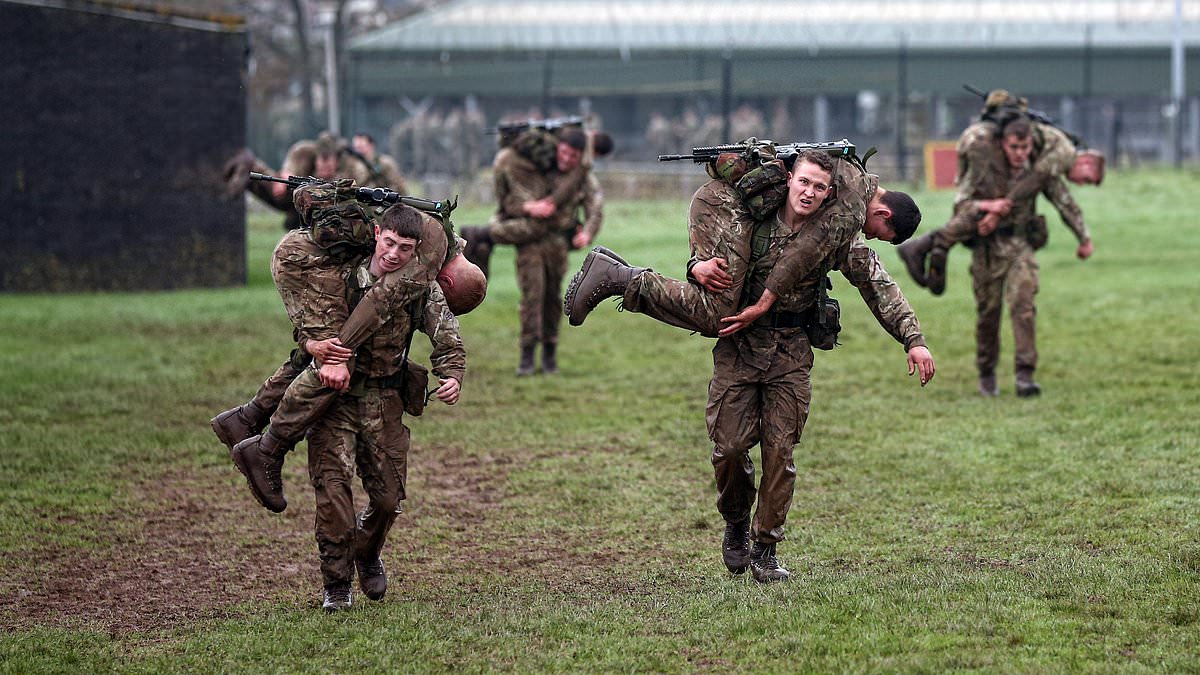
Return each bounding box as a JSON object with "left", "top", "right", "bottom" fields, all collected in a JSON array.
[
  {"left": 622, "top": 181, "right": 754, "bottom": 337},
  {"left": 270, "top": 230, "right": 351, "bottom": 346},
  {"left": 932, "top": 206, "right": 978, "bottom": 252},
  {"left": 971, "top": 235, "right": 1039, "bottom": 376},
  {"left": 707, "top": 328, "right": 813, "bottom": 544},
  {"left": 306, "top": 386, "right": 409, "bottom": 588},
  {"left": 489, "top": 215, "right": 552, "bottom": 247},
  {"left": 515, "top": 236, "right": 568, "bottom": 348}
]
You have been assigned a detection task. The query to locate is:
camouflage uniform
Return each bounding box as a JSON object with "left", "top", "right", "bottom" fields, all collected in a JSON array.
[
  {"left": 276, "top": 139, "right": 375, "bottom": 230},
  {"left": 933, "top": 122, "right": 1082, "bottom": 252},
  {"left": 711, "top": 221, "right": 925, "bottom": 544},
  {"left": 622, "top": 158, "right": 874, "bottom": 337},
  {"left": 307, "top": 271, "right": 465, "bottom": 591},
  {"left": 362, "top": 152, "right": 408, "bottom": 195}
]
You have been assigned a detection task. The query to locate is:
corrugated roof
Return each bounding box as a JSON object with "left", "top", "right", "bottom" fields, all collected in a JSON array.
[{"left": 350, "top": 0, "right": 1199, "bottom": 53}]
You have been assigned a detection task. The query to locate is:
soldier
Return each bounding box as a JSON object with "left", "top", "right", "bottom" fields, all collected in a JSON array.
[
  {"left": 304, "top": 203, "right": 466, "bottom": 612},
  {"left": 461, "top": 126, "right": 611, "bottom": 375},
  {"left": 351, "top": 132, "right": 408, "bottom": 194},
  {"left": 565, "top": 150, "right": 934, "bottom": 583},
  {"left": 944, "top": 117, "right": 1093, "bottom": 397},
  {"left": 897, "top": 91, "right": 1102, "bottom": 295},
  {"left": 211, "top": 182, "right": 485, "bottom": 513}
]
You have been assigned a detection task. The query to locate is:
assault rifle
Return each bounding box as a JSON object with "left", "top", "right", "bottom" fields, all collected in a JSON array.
[
  {"left": 658, "top": 138, "right": 873, "bottom": 168},
  {"left": 249, "top": 172, "right": 456, "bottom": 221},
  {"left": 963, "top": 84, "right": 1086, "bottom": 148},
  {"left": 488, "top": 115, "right": 584, "bottom": 138}
]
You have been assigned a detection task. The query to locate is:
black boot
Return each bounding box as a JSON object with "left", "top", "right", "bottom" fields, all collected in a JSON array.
[
  {"left": 896, "top": 232, "right": 934, "bottom": 288},
  {"left": 355, "top": 556, "right": 387, "bottom": 601},
  {"left": 978, "top": 372, "right": 999, "bottom": 397},
  {"left": 722, "top": 518, "right": 751, "bottom": 574},
  {"left": 927, "top": 245, "right": 949, "bottom": 296},
  {"left": 460, "top": 225, "right": 494, "bottom": 279},
  {"left": 542, "top": 343, "right": 558, "bottom": 375},
  {"left": 1015, "top": 368, "right": 1042, "bottom": 398},
  {"left": 231, "top": 430, "right": 291, "bottom": 513},
  {"left": 516, "top": 344, "right": 537, "bottom": 376},
  {"left": 563, "top": 247, "right": 647, "bottom": 326},
  {"left": 210, "top": 400, "right": 268, "bottom": 453},
  {"left": 322, "top": 582, "right": 353, "bottom": 612},
  {"left": 749, "top": 541, "right": 790, "bottom": 583}
]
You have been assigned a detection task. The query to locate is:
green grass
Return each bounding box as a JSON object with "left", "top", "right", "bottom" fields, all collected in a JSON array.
[{"left": 1, "top": 169, "right": 1198, "bottom": 672}]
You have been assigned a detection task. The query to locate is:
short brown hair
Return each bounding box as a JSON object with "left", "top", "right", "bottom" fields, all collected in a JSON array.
[
  {"left": 1001, "top": 117, "right": 1032, "bottom": 139},
  {"left": 377, "top": 203, "right": 425, "bottom": 242},
  {"left": 791, "top": 149, "right": 835, "bottom": 174}
]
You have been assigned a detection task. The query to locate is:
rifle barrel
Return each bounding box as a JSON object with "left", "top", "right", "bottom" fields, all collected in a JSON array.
[{"left": 249, "top": 171, "right": 290, "bottom": 184}]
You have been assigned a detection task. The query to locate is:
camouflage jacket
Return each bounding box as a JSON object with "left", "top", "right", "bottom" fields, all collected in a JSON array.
[
  {"left": 492, "top": 147, "right": 552, "bottom": 219},
  {"left": 347, "top": 268, "right": 466, "bottom": 383}
]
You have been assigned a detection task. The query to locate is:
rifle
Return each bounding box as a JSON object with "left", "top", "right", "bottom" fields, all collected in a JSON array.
[
  {"left": 488, "top": 115, "right": 584, "bottom": 137},
  {"left": 658, "top": 138, "right": 873, "bottom": 168},
  {"left": 249, "top": 172, "right": 456, "bottom": 221},
  {"left": 963, "top": 84, "right": 1060, "bottom": 128}
]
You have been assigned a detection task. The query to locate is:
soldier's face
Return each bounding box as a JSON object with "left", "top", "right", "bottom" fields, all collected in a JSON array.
[
  {"left": 556, "top": 142, "right": 583, "bottom": 172},
  {"left": 352, "top": 135, "right": 375, "bottom": 159},
  {"left": 785, "top": 160, "right": 833, "bottom": 221},
  {"left": 315, "top": 153, "right": 339, "bottom": 179},
  {"left": 372, "top": 227, "right": 419, "bottom": 275},
  {"left": 1068, "top": 156, "right": 1101, "bottom": 185},
  {"left": 1001, "top": 134, "right": 1033, "bottom": 169}
]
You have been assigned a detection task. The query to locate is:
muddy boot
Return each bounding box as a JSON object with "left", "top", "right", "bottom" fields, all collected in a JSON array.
[
  {"left": 1016, "top": 369, "right": 1042, "bottom": 398},
  {"left": 516, "top": 344, "right": 537, "bottom": 377},
  {"left": 322, "top": 583, "right": 353, "bottom": 613},
  {"left": 210, "top": 400, "right": 268, "bottom": 454},
  {"left": 722, "top": 517, "right": 752, "bottom": 575},
  {"left": 541, "top": 342, "right": 558, "bottom": 375},
  {"left": 231, "top": 430, "right": 290, "bottom": 513},
  {"left": 896, "top": 232, "right": 934, "bottom": 288},
  {"left": 563, "top": 248, "right": 646, "bottom": 327},
  {"left": 355, "top": 557, "right": 387, "bottom": 601},
  {"left": 460, "top": 225, "right": 494, "bottom": 279},
  {"left": 978, "top": 372, "right": 999, "bottom": 397},
  {"left": 926, "top": 246, "right": 949, "bottom": 296},
  {"left": 749, "top": 542, "right": 790, "bottom": 583}
]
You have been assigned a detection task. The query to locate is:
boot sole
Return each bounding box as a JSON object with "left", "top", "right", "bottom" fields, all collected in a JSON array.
[
  {"left": 231, "top": 445, "right": 286, "bottom": 513},
  {"left": 564, "top": 250, "right": 601, "bottom": 326}
]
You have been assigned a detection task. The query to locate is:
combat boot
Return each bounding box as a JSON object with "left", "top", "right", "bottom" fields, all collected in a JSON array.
[
  {"left": 1016, "top": 369, "right": 1042, "bottom": 398},
  {"left": 926, "top": 246, "right": 949, "bottom": 296},
  {"left": 592, "top": 245, "right": 628, "bottom": 265},
  {"left": 322, "top": 583, "right": 353, "bottom": 613},
  {"left": 516, "top": 344, "right": 537, "bottom": 377},
  {"left": 978, "top": 372, "right": 999, "bottom": 396},
  {"left": 355, "top": 556, "right": 387, "bottom": 601},
  {"left": 563, "top": 248, "right": 647, "bottom": 327},
  {"left": 749, "top": 542, "right": 790, "bottom": 583},
  {"left": 231, "top": 430, "right": 290, "bottom": 513},
  {"left": 896, "top": 232, "right": 934, "bottom": 288},
  {"left": 541, "top": 342, "right": 558, "bottom": 375},
  {"left": 722, "top": 517, "right": 752, "bottom": 574},
  {"left": 460, "top": 225, "right": 494, "bottom": 279},
  {"left": 210, "top": 400, "right": 268, "bottom": 453}
]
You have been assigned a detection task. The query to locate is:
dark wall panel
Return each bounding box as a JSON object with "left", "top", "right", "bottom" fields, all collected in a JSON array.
[{"left": 0, "top": 2, "right": 247, "bottom": 292}]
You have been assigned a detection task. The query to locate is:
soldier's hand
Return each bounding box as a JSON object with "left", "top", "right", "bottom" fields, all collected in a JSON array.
[
  {"left": 307, "top": 337, "right": 352, "bottom": 365},
  {"left": 524, "top": 198, "right": 556, "bottom": 218},
  {"left": 1076, "top": 239, "right": 1094, "bottom": 260},
  {"left": 572, "top": 230, "right": 592, "bottom": 249},
  {"left": 907, "top": 346, "right": 935, "bottom": 386},
  {"left": 434, "top": 377, "right": 460, "bottom": 405},
  {"left": 977, "top": 212, "right": 1001, "bottom": 237},
  {"left": 318, "top": 362, "right": 352, "bottom": 392},
  {"left": 718, "top": 290, "right": 776, "bottom": 337},
  {"left": 692, "top": 258, "right": 733, "bottom": 292}
]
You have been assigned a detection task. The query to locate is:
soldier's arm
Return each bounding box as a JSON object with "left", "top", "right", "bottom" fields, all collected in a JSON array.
[
  {"left": 1006, "top": 124, "right": 1078, "bottom": 204},
  {"left": 420, "top": 283, "right": 467, "bottom": 385},
  {"left": 1041, "top": 176, "right": 1090, "bottom": 244},
  {"left": 839, "top": 238, "right": 926, "bottom": 352},
  {"left": 579, "top": 171, "right": 604, "bottom": 240},
  {"left": 381, "top": 156, "right": 408, "bottom": 194}
]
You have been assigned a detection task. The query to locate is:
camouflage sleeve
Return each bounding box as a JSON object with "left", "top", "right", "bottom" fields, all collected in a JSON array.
[
  {"left": 580, "top": 171, "right": 604, "bottom": 239},
  {"left": 762, "top": 162, "right": 871, "bottom": 297},
  {"left": 379, "top": 155, "right": 408, "bottom": 194},
  {"left": 1042, "top": 177, "right": 1090, "bottom": 243},
  {"left": 494, "top": 149, "right": 546, "bottom": 218},
  {"left": 280, "top": 141, "right": 316, "bottom": 178},
  {"left": 269, "top": 231, "right": 350, "bottom": 349},
  {"left": 953, "top": 123, "right": 999, "bottom": 209},
  {"left": 838, "top": 238, "right": 926, "bottom": 351},
  {"left": 547, "top": 164, "right": 588, "bottom": 209},
  {"left": 1006, "top": 124, "right": 1077, "bottom": 204},
  {"left": 420, "top": 283, "right": 467, "bottom": 384}
]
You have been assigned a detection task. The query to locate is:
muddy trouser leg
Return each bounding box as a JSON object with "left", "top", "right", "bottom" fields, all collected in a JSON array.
[
  {"left": 623, "top": 271, "right": 741, "bottom": 338},
  {"left": 307, "top": 399, "right": 359, "bottom": 588},
  {"left": 753, "top": 332, "right": 812, "bottom": 545},
  {"left": 354, "top": 389, "right": 408, "bottom": 563},
  {"left": 516, "top": 242, "right": 547, "bottom": 349},
  {"left": 971, "top": 245, "right": 1008, "bottom": 377},
  {"left": 269, "top": 367, "right": 341, "bottom": 446},
  {"left": 489, "top": 216, "right": 551, "bottom": 246},
  {"left": 1007, "top": 243, "right": 1040, "bottom": 376},
  {"left": 707, "top": 339, "right": 762, "bottom": 531},
  {"left": 250, "top": 356, "right": 309, "bottom": 416},
  {"left": 541, "top": 239, "right": 568, "bottom": 348}
]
